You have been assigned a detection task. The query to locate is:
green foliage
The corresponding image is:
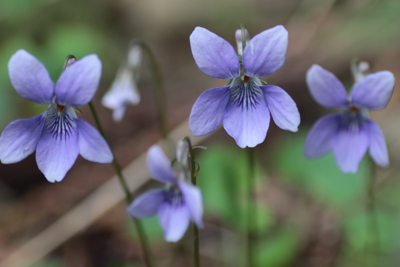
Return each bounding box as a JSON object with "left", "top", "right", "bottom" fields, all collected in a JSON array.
[
  {"left": 256, "top": 229, "right": 301, "bottom": 267},
  {"left": 126, "top": 216, "right": 164, "bottom": 243},
  {"left": 272, "top": 131, "right": 370, "bottom": 210},
  {"left": 30, "top": 259, "right": 65, "bottom": 267},
  {"left": 197, "top": 146, "right": 273, "bottom": 232}
]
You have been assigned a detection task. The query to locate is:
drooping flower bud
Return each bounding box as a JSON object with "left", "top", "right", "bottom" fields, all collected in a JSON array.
[
  {"left": 235, "top": 28, "right": 250, "bottom": 55},
  {"left": 62, "top": 55, "right": 77, "bottom": 72}
]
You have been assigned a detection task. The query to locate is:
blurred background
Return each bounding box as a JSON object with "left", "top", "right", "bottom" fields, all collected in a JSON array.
[{"left": 1, "top": 0, "right": 400, "bottom": 266}]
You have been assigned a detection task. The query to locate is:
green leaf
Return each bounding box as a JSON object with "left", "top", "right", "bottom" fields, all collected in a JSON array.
[
  {"left": 197, "top": 146, "right": 272, "bottom": 231},
  {"left": 272, "top": 131, "right": 370, "bottom": 210},
  {"left": 256, "top": 229, "right": 300, "bottom": 266},
  {"left": 125, "top": 216, "right": 163, "bottom": 243}
]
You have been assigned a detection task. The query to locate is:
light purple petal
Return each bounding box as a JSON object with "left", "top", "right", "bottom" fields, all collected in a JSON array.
[
  {"left": 223, "top": 92, "right": 270, "bottom": 148},
  {"left": 76, "top": 119, "right": 113, "bottom": 164},
  {"left": 242, "top": 25, "right": 288, "bottom": 77},
  {"left": 367, "top": 120, "right": 389, "bottom": 167},
  {"left": 36, "top": 106, "right": 79, "bottom": 182},
  {"left": 147, "top": 145, "right": 176, "bottom": 183},
  {"left": 261, "top": 85, "right": 300, "bottom": 132},
  {"left": 112, "top": 106, "right": 127, "bottom": 122},
  {"left": 306, "top": 65, "right": 349, "bottom": 108},
  {"left": 189, "top": 86, "right": 230, "bottom": 136},
  {"left": 333, "top": 125, "right": 369, "bottom": 173},
  {"left": 101, "top": 69, "right": 140, "bottom": 110},
  {"left": 127, "top": 189, "right": 165, "bottom": 218},
  {"left": 55, "top": 54, "right": 102, "bottom": 106},
  {"left": 304, "top": 114, "right": 340, "bottom": 159},
  {"left": 8, "top": 50, "right": 54, "bottom": 105},
  {"left": 0, "top": 114, "right": 46, "bottom": 163},
  {"left": 158, "top": 202, "right": 191, "bottom": 242},
  {"left": 190, "top": 27, "right": 240, "bottom": 79},
  {"left": 351, "top": 71, "right": 395, "bottom": 110},
  {"left": 178, "top": 181, "right": 203, "bottom": 227}
]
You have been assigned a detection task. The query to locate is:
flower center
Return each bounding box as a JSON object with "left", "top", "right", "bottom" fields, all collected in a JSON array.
[
  {"left": 340, "top": 106, "right": 368, "bottom": 131},
  {"left": 57, "top": 104, "right": 65, "bottom": 113},
  {"left": 44, "top": 104, "right": 77, "bottom": 140},
  {"left": 230, "top": 77, "right": 263, "bottom": 110},
  {"left": 165, "top": 185, "right": 184, "bottom": 206}
]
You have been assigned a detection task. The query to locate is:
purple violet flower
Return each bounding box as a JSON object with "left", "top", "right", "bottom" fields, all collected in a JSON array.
[
  {"left": 0, "top": 50, "right": 113, "bottom": 182},
  {"left": 304, "top": 64, "right": 395, "bottom": 173},
  {"left": 189, "top": 26, "right": 300, "bottom": 148},
  {"left": 127, "top": 144, "right": 203, "bottom": 242}
]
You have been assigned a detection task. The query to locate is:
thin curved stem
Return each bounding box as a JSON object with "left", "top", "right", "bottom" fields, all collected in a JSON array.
[
  {"left": 184, "top": 137, "right": 200, "bottom": 267},
  {"left": 88, "top": 101, "right": 155, "bottom": 267},
  {"left": 247, "top": 147, "right": 256, "bottom": 267},
  {"left": 130, "top": 40, "right": 169, "bottom": 140},
  {"left": 366, "top": 160, "right": 380, "bottom": 256}
]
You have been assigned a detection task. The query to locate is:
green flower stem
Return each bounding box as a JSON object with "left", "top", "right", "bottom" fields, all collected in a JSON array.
[
  {"left": 88, "top": 101, "right": 155, "bottom": 267},
  {"left": 130, "top": 40, "right": 169, "bottom": 140},
  {"left": 367, "top": 160, "right": 380, "bottom": 255},
  {"left": 184, "top": 137, "right": 200, "bottom": 267},
  {"left": 247, "top": 147, "right": 256, "bottom": 267}
]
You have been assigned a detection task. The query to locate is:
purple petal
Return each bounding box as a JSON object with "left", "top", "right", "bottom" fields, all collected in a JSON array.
[
  {"left": 190, "top": 27, "right": 240, "bottom": 79},
  {"left": 242, "top": 25, "right": 288, "bottom": 77},
  {"left": 261, "top": 85, "right": 300, "bottom": 132},
  {"left": 189, "top": 86, "right": 230, "bottom": 136},
  {"left": 333, "top": 125, "right": 369, "bottom": 173},
  {"left": 306, "top": 65, "right": 349, "bottom": 108},
  {"left": 101, "top": 69, "right": 140, "bottom": 110},
  {"left": 55, "top": 54, "right": 102, "bottom": 106},
  {"left": 351, "top": 71, "right": 395, "bottom": 110},
  {"left": 76, "top": 119, "right": 113, "bottom": 164},
  {"left": 147, "top": 145, "right": 176, "bottom": 183},
  {"left": 223, "top": 91, "right": 270, "bottom": 148},
  {"left": 159, "top": 202, "right": 191, "bottom": 242},
  {"left": 8, "top": 50, "right": 54, "bottom": 105},
  {"left": 367, "top": 120, "right": 389, "bottom": 167},
  {"left": 127, "top": 189, "right": 165, "bottom": 218},
  {"left": 304, "top": 114, "right": 340, "bottom": 159},
  {"left": 36, "top": 106, "right": 79, "bottom": 182},
  {"left": 178, "top": 181, "right": 204, "bottom": 227},
  {"left": 112, "top": 106, "right": 127, "bottom": 122},
  {"left": 0, "top": 114, "right": 46, "bottom": 163}
]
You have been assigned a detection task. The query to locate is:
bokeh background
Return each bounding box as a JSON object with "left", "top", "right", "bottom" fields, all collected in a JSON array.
[{"left": 1, "top": 0, "right": 400, "bottom": 266}]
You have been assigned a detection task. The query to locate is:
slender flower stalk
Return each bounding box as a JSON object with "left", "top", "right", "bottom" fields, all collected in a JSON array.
[
  {"left": 88, "top": 101, "right": 154, "bottom": 267},
  {"left": 130, "top": 40, "right": 169, "bottom": 140},
  {"left": 239, "top": 25, "right": 257, "bottom": 267},
  {"left": 366, "top": 159, "right": 380, "bottom": 255},
  {"left": 246, "top": 147, "right": 256, "bottom": 267},
  {"left": 183, "top": 137, "right": 200, "bottom": 267}
]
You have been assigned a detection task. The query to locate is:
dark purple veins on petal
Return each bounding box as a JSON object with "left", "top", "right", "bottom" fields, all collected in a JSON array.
[
  {"left": 230, "top": 77, "right": 263, "bottom": 110},
  {"left": 339, "top": 106, "right": 368, "bottom": 132},
  {"left": 165, "top": 185, "right": 184, "bottom": 206},
  {"left": 46, "top": 106, "right": 77, "bottom": 141}
]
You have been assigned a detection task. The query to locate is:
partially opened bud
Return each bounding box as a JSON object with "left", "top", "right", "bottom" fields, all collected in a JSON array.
[
  {"left": 351, "top": 59, "right": 370, "bottom": 82},
  {"left": 235, "top": 28, "right": 250, "bottom": 55},
  {"left": 127, "top": 45, "right": 142, "bottom": 69},
  {"left": 176, "top": 138, "right": 189, "bottom": 166},
  {"left": 62, "top": 55, "right": 77, "bottom": 71}
]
